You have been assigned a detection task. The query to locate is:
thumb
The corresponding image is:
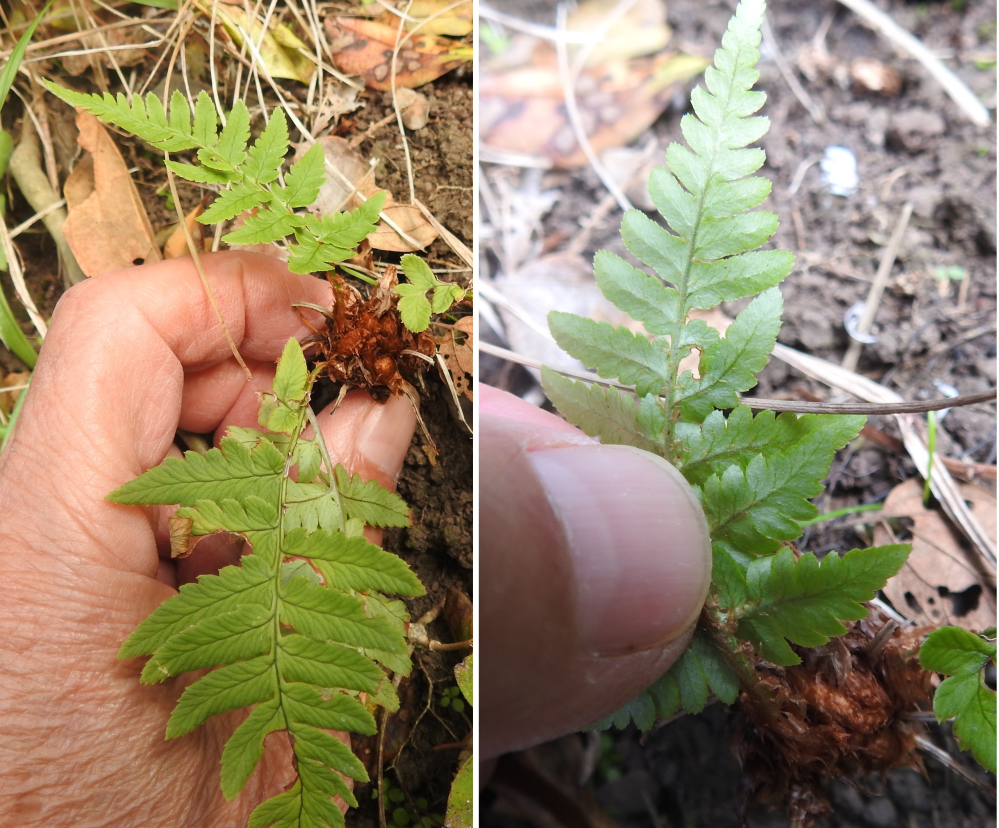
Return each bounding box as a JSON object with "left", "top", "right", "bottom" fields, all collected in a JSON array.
[{"left": 480, "top": 386, "right": 711, "bottom": 758}]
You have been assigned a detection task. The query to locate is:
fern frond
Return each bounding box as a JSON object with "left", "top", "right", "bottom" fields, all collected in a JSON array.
[
  {"left": 44, "top": 82, "right": 383, "bottom": 279},
  {"left": 543, "top": 0, "right": 914, "bottom": 740},
  {"left": 111, "top": 338, "right": 424, "bottom": 824}
]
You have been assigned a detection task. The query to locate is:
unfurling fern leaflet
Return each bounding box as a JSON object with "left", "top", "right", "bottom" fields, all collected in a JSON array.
[
  {"left": 541, "top": 0, "right": 911, "bottom": 734},
  {"left": 41, "top": 81, "right": 385, "bottom": 274},
  {"left": 109, "top": 339, "right": 423, "bottom": 828}
]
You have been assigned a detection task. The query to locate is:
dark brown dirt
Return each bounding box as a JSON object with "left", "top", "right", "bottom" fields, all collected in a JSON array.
[{"left": 481, "top": 0, "right": 995, "bottom": 826}]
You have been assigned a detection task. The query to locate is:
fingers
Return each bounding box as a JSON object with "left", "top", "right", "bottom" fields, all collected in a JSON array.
[
  {"left": 9, "top": 252, "right": 331, "bottom": 490},
  {"left": 0, "top": 253, "right": 330, "bottom": 569},
  {"left": 480, "top": 386, "right": 712, "bottom": 759}
]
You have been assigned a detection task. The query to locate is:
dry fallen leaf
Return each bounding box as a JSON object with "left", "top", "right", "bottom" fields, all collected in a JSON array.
[
  {"left": 62, "top": 110, "right": 161, "bottom": 276},
  {"left": 0, "top": 371, "right": 31, "bottom": 415},
  {"left": 396, "top": 88, "right": 431, "bottom": 130},
  {"left": 371, "top": 0, "right": 472, "bottom": 38},
  {"left": 163, "top": 204, "right": 206, "bottom": 259},
  {"left": 310, "top": 136, "right": 378, "bottom": 215},
  {"left": 568, "top": 0, "right": 672, "bottom": 64},
  {"left": 877, "top": 478, "right": 996, "bottom": 632},
  {"left": 368, "top": 201, "right": 438, "bottom": 252},
  {"left": 480, "top": 51, "right": 707, "bottom": 168},
  {"left": 438, "top": 316, "right": 473, "bottom": 400},
  {"left": 214, "top": 5, "right": 314, "bottom": 84},
  {"left": 325, "top": 17, "right": 471, "bottom": 91}
]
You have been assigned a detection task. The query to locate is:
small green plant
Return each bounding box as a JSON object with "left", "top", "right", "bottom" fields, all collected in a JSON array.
[
  {"left": 920, "top": 626, "right": 997, "bottom": 773},
  {"left": 440, "top": 684, "right": 466, "bottom": 713},
  {"left": 375, "top": 778, "right": 444, "bottom": 828},
  {"left": 444, "top": 654, "right": 473, "bottom": 828},
  {"left": 541, "top": 0, "right": 993, "bottom": 820},
  {"left": 110, "top": 339, "right": 424, "bottom": 826},
  {"left": 397, "top": 255, "right": 467, "bottom": 333}
]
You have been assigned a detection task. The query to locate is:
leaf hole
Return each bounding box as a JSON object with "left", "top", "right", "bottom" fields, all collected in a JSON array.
[{"left": 937, "top": 583, "right": 982, "bottom": 617}]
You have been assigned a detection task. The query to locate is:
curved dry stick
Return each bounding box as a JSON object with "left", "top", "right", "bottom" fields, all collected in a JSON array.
[
  {"left": 836, "top": 0, "right": 990, "bottom": 126},
  {"left": 480, "top": 341, "right": 997, "bottom": 415}
]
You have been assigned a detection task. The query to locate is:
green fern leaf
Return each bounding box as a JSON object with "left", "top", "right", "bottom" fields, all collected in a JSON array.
[
  {"left": 335, "top": 466, "right": 411, "bottom": 528},
  {"left": 735, "top": 545, "right": 910, "bottom": 665},
  {"left": 165, "top": 159, "right": 239, "bottom": 185},
  {"left": 42, "top": 82, "right": 198, "bottom": 152},
  {"left": 702, "top": 412, "right": 864, "bottom": 554},
  {"left": 278, "top": 142, "right": 325, "bottom": 208},
  {"left": 588, "top": 630, "right": 738, "bottom": 731},
  {"left": 540, "top": 367, "right": 664, "bottom": 453},
  {"left": 678, "top": 407, "right": 853, "bottom": 486},
  {"left": 112, "top": 338, "right": 423, "bottom": 823},
  {"left": 200, "top": 182, "right": 272, "bottom": 225},
  {"left": 540, "top": 1, "right": 919, "bottom": 750},
  {"left": 217, "top": 100, "right": 250, "bottom": 167},
  {"left": 920, "top": 626, "right": 997, "bottom": 773},
  {"left": 286, "top": 528, "right": 424, "bottom": 595},
  {"left": 192, "top": 90, "right": 219, "bottom": 150},
  {"left": 676, "top": 287, "right": 782, "bottom": 420},
  {"left": 242, "top": 107, "right": 289, "bottom": 185},
  {"left": 548, "top": 312, "right": 670, "bottom": 398},
  {"left": 223, "top": 207, "right": 305, "bottom": 245}
]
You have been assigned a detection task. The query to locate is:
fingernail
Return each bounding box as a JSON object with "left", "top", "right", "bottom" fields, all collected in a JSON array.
[
  {"left": 529, "top": 444, "right": 712, "bottom": 657},
  {"left": 355, "top": 395, "right": 417, "bottom": 485}
]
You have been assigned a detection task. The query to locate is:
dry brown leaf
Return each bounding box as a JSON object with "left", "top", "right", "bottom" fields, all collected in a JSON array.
[
  {"left": 568, "top": 0, "right": 672, "bottom": 64},
  {"left": 438, "top": 316, "right": 473, "bottom": 400},
  {"left": 163, "top": 204, "right": 206, "bottom": 259},
  {"left": 62, "top": 111, "right": 161, "bottom": 276},
  {"left": 61, "top": 26, "right": 149, "bottom": 76},
  {"left": 877, "top": 478, "right": 996, "bottom": 632},
  {"left": 480, "top": 51, "right": 707, "bottom": 168},
  {"left": 396, "top": 88, "right": 431, "bottom": 130},
  {"left": 371, "top": 0, "right": 472, "bottom": 38},
  {"left": 325, "top": 17, "right": 471, "bottom": 91},
  {"left": 368, "top": 201, "right": 438, "bottom": 252},
  {"left": 310, "top": 137, "right": 378, "bottom": 215},
  {"left": 0, "top": 371, "right": 31, "bottom": 415}
]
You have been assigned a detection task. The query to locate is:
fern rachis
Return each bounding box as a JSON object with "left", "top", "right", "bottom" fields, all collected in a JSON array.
[{"left": 107, "top": 339, "right": 423, "bottom": 827}]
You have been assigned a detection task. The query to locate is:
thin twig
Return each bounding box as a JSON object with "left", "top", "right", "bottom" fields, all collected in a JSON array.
[
  {"left": 0, "top": 218, "right": 47, "bottom": 337},
  {"left": 163, "top": 156, "right": 251, "bottom": 380},
  {"left": 836, "top": 0, "right": 990, "bottom": 126},
  {"left": 389, "top": 0, "right": 417, "bottom": 204},
  {"left": 554, "top": 2, "right": 633, "bottom": 213},
  {"left": 479, "top": 341, "right": 997, "bottom": 415},
  {"left": 841, "top": 202, "right": 913, "bottom": 371},
  {"left": 915, "top": 735, "right": 997, "bottom": 797},
  {"left": 761, "top": 15, "right": 826, "bottom": 125}
]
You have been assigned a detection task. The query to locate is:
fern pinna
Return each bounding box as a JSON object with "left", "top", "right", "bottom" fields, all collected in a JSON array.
[
  {"left": 42, "top": 81, "right": 385, "bottom": 274},
  {"left": 109, "top": 339, "right": 422, "bottom": 827},
  {"left": 536, "top": 0, "right": 964, "bottom": 820}
]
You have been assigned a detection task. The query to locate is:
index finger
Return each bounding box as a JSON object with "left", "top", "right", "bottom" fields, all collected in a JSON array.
[{"left": 3, "top": 252, "right": 330, "bottom": 521}]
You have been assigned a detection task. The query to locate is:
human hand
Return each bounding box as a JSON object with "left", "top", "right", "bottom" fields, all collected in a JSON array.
[
  {"left": 480, "top": 384, "right": 712, "bottom": 759},
  {"left": 0, "top": 253, "right": 416, "bottom": 826}
]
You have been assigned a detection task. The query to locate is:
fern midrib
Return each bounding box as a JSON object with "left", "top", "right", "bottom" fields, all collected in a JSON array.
[{"left": 664, "top": 34, "right": 758, "bottom": 461}]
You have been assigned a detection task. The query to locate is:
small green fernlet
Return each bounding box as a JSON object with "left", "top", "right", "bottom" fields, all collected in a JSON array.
[
  {"left": 110, "top": 339, "right": 423, "bottom": 827},
  {"left": 542, "top": 0, "right": 994, "bottom": 784}
]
